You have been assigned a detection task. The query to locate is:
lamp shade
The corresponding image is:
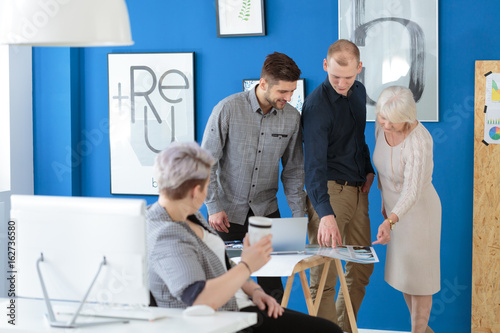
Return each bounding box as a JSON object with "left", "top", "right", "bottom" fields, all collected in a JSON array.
[{"left": 0, "top": 0, "right": 133, "bottom": 46}]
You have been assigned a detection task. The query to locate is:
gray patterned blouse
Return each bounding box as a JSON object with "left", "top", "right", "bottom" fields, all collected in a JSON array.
[{"left": 146, "top": 202, "right": 238, "bottom": 311}]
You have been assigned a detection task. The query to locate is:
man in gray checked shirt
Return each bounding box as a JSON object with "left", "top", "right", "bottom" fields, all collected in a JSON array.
[{"left": 201, "top": 52, "right": 306, "bottom": 302}]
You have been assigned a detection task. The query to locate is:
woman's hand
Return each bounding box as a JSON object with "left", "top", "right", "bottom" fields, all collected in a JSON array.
[
  {"left": 251, "top": 287, "right": 284, "bottom": 318},
  {"left": 240, "top": 234, "right": 273, "bottom": 273},
  {"left": 372, "top": 219, "right": 391, "bottom": 245}
]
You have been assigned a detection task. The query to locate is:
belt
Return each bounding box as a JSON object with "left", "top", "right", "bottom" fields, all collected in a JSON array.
[{"left": 335, "top": 180, "right": 364, "bottom": 187}]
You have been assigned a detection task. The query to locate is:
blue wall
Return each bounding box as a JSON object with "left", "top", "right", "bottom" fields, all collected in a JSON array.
[{"left": 32, "top": 0, "right": 500, "bottom": 331}]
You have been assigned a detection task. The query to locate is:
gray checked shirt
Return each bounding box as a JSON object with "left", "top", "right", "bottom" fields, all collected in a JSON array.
[{"left": 201, "top": 86, "right": 306, "bottom": 224}]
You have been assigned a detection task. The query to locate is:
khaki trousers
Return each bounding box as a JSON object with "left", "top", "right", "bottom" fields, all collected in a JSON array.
[{"left": 307, "top": 181, "right": 374, "bottom": 333}]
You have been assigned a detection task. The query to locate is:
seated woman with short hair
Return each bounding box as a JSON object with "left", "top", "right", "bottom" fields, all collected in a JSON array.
[{"left": 147, "top": 142, "right": 342, "bottom": 333}]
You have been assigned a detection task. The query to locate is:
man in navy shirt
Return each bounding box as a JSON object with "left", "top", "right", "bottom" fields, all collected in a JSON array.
[{"left": 302, "top": 39, "right": 375, "bottom": 332}]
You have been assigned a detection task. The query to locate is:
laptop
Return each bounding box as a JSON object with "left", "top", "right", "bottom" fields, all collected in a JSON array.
[
  {"left": 269, "top": 217, "right": 308, "bottom": 254},
  {"left": 224, "top": 217, "right": 308, "bottom": 256}
]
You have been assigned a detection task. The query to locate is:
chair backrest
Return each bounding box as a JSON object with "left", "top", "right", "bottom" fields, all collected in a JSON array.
[{"left": 149, "top": 291, "right": 158, "bottom": 307}]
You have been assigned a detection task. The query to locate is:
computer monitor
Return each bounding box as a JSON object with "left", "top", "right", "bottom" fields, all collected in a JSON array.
[{"left": 10, "top": 194, "right": 149, "bottom": 327}]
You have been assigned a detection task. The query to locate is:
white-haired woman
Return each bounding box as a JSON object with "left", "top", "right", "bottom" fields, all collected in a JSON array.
[
  {"left": 372, "top": 86, "right": 441, "bottom": 333},
  {"left": 147, "top": 141, "right": 341, "bottom": 333}
]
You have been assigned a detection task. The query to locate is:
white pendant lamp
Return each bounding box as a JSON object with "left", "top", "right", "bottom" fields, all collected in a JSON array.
[{"left": 0, "top": 0, "right": 134, "bottom": 47}]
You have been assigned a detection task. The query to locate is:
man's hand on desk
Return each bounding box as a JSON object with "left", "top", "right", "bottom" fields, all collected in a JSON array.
[{"left": 318, "top": 215, "right": 342, "bottom": 248}]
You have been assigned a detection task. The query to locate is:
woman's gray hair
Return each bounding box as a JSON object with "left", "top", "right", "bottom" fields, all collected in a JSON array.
[
  {"left": 375, "top": 86, "right": 417, "bottom": 124},
  {"left": 154, "top": 142, "right": 215, "bottom": 196}
]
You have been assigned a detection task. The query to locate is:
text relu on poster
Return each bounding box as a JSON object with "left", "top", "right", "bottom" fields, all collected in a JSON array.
[{"left": 108, "top": 52, "right": 195, "bottom": 195}]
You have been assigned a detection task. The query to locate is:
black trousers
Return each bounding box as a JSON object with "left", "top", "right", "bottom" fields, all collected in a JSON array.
[
  {"left": 217, "top": 209, "right": 284, "bottom": 304},
  {"left": 239, "top": 306, "right": 343, "bottom": 333}
]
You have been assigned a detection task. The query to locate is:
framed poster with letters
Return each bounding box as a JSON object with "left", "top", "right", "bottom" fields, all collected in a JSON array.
[
  {"left": 339, "top": 0, "right": 439, "bottom": 121},
  {"left": 108, "top": 52, "right": 195, "bottom": 195}
]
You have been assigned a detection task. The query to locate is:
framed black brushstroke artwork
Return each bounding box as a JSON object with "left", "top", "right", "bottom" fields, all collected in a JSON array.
[{"left": 339, "top": 0, "right": 439, "bottom": 121}]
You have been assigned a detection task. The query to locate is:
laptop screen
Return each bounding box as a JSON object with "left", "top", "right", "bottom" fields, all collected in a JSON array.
[
  {"left": 269, "top": 217, "right": 308, "bottom": 253},
  {"left": 224, "top": 217, "right": 308, "bottom": 255}
]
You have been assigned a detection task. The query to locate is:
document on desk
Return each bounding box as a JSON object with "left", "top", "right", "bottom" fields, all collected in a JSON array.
[
  {"left": 305, "top": 245, "right": 379, "bottom": 264},
  {"left": 231, "top": 254, "right": 312, "bottom": 277}
]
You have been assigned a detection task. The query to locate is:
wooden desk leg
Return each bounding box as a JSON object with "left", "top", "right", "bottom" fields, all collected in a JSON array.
[
  {"left": 299, "top": 270, "right": 316, "bottom": 316},
  {"left": 334, "top": 259, "right": 358, "bottom": 333},
  {"left": 313, "top": 260, "right": 331, "bottom": 316},
  {"left": 281, "top": 273, "right": 295, "bottom": 308}
]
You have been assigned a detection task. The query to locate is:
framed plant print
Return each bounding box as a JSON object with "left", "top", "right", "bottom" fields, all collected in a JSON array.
[
  {"left": 243, "top": 78, "right": 305, "bottom": 113},
  {"left": 108, "top": 52, "right": 195, "bottom": 195},
  {"left": 216, "top": 0, "right": 266, "bottom": 37},
  {"left": 339, "top": 0, "right": 439, "bottom": 121}
]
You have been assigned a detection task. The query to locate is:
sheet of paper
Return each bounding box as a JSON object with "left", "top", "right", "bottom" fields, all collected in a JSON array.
[
  {"left": 231, "top": 254, "right": 313, "bottom": 277},
  {"left": 484, "top": 73, "right": 500, "bottom": 144}
]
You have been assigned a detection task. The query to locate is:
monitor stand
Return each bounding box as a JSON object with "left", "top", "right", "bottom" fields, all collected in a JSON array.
[{"left": 36, "top": 253, "right": 129, "bottom": 328}]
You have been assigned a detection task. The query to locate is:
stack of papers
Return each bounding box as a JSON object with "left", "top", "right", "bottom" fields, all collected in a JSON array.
[{"left": 305, "top": 245, "right": 379, "bottom": 264}]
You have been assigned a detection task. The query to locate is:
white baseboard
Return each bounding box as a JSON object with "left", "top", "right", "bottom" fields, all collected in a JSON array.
[{"left": 358, "top": 329, "right": 409, "bottom": 333}]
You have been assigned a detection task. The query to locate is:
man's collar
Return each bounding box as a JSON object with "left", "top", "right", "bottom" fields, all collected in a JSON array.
[
  {"left": 323, "top": 76, "right": 358, "bottom": 102},
  {"left": 249, "top": 84, "right": 278, "bottom": 115},
  {"left": 249, "top": 85, "right": 262, "bottom": 113}
]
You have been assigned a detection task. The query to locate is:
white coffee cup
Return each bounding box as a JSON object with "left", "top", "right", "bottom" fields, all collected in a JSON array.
[{"left": 248, "top": 216, "right": 272, "bottom": 245}]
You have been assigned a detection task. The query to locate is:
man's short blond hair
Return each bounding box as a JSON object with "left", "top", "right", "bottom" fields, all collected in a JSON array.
[{"left": 327, "top": 39, "right": 360, "bottom": 66}]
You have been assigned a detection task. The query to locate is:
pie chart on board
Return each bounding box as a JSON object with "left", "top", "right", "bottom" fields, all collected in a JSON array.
[{"left": 489, "top": 126, "right": 500, "bottom": 140}]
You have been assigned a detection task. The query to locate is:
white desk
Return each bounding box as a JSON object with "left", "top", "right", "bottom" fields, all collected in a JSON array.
[
  {"left": 0, "top": 298, "right": 257, "bottom": 333},
  {"left": 232, "top": 254, "right": 359, "bottom": 333}
]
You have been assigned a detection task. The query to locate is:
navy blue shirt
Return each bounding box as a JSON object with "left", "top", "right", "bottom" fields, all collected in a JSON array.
[{"left": 302, "top": 77, "right": 375, "bottom": 219}]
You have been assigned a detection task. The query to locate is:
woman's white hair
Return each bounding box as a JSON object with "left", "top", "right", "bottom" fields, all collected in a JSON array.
[
  {"left": 154, "top": 142, "right": 215, "bottom": 195},
  {"left": 375, "top": 86, "right": 417, "bottom": 124}
]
